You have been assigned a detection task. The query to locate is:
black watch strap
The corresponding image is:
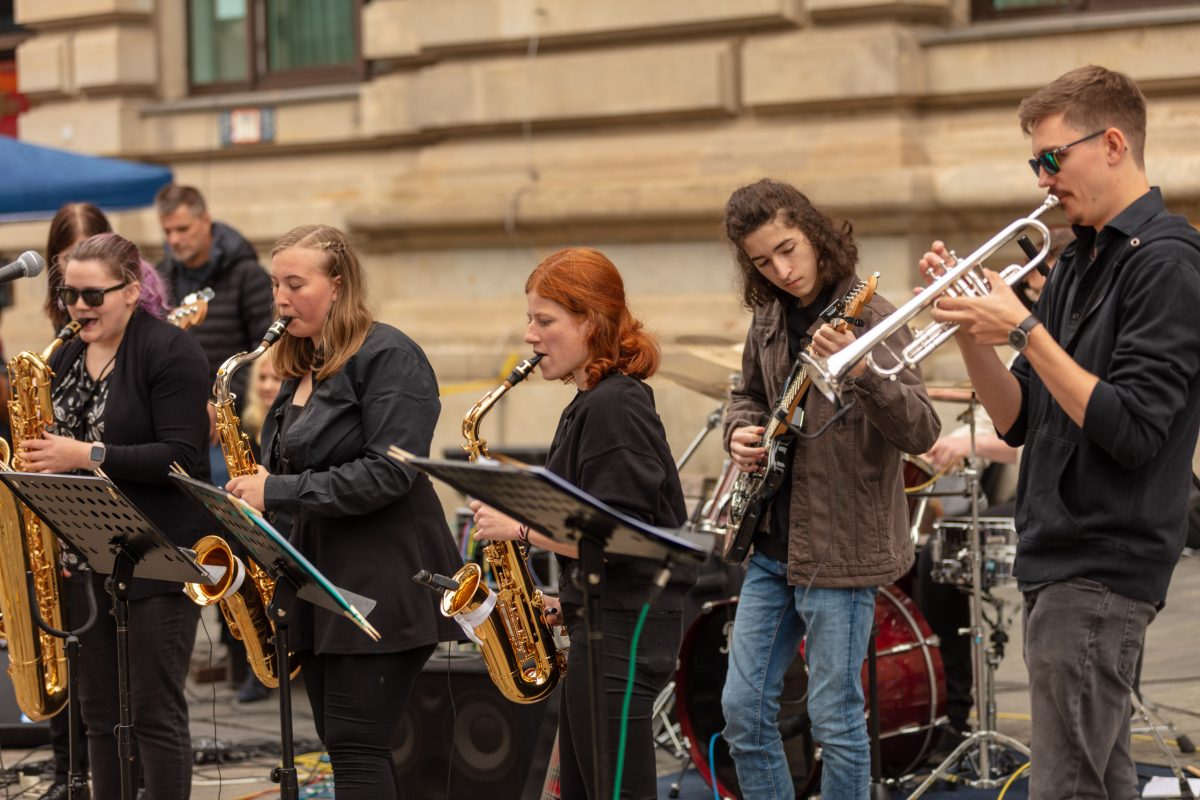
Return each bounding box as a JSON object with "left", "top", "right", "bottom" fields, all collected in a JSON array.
[{"left": 1017, "top": 314, "right": 1041, "bottom": 335}]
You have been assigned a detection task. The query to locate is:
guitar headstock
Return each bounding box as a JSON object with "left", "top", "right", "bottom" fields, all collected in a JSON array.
[
  {"left": 168, "top": 287, "right": 215, "bottom": 330},
  {"left": 823, "top": 272, "right": 878, "bottom": 332}
]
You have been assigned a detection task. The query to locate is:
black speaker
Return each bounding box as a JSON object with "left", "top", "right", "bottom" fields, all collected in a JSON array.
[
  {"left": 0, "top": 645, "right": 52, "bottom": 748},
  {"left": 394, "top": 650, "right": 556, "bottom": 799}
]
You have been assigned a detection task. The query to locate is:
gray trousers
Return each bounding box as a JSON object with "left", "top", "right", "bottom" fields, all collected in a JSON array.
[{"left": 1023, "top": 578, "right": 1157, "bottom": 800}]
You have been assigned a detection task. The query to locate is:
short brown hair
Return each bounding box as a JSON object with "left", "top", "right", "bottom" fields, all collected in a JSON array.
[
  {"left": 154, "top": 184, "right": 208, "bottom": 218},
  {"left": 1017, "top": 65, "right": 1147, "bottom": 169},
  {"left": 525, "top": 247, "right": 659, "bottom": 387},
  {"left": 724, "top": 179, "right": 858, "bottom": 310}
]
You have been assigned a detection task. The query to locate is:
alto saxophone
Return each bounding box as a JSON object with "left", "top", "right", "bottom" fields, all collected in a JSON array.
[
  {"left": 441, "top": 354, "right": 566, "bottom": 704},
  {"left": 0, "top": 320, "right": 81, "bottom": 720},
  {"left": 183, "top": 317, "right": 297, "bottom": 688}
]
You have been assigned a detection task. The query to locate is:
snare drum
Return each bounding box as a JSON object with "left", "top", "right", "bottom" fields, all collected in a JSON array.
[
  {"left": 674, "top": 585, "right": 944, "bottom": 798},
  {"left": 930, "top": 516, "right": 1019, "bottom": 589}
]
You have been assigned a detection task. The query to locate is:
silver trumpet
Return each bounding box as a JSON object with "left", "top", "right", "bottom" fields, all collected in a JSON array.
[{"left": 803, "top": 194, "right": 1060, "bottom": 402}]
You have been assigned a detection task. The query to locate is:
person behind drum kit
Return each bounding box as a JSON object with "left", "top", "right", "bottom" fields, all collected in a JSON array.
[
  {"left": 719, "top": 178, "right": 940, "bottom": 798},
  {"left": 915, "top": 225, "right": 1075, "bottom": 763},
  {"left": 921, "top": 65, "right": 1200, "bottom": 799},
  {"left": 225, "top": 224, "right": 462, "bottom": 800},
  {"left": 470, "top": 247, "right": 697, "bottom": 800},
  {"left": 19, "top": 232, "right": 212, "bottom": 799}
]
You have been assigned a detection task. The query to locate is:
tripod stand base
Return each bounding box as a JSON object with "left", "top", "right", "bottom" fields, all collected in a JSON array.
[{"left": 906, "top": 730, "right": 1030, "bottom": 798}]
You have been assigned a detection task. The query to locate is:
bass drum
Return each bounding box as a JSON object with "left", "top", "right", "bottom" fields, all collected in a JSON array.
[{"left": 674, "top": 585, "right": 944, "bottom": 799}]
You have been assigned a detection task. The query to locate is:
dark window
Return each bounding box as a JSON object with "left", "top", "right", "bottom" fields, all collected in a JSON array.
[
  {"left": 188, "top": 0, "right": 362, "bottom": 93},
  {"left": 973, "top": 0, "right": 1194, "bottom": 19}
]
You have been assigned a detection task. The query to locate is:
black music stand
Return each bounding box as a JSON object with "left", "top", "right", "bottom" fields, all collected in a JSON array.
[
  {"left": 389, "top": 448, "right": 709, "bottom": 800},
  {"left": 167, "top": 472, "right": 379, "bottom": 800},
  {"left": 0, "top": 472, "right": 220, "bottom": 800}
]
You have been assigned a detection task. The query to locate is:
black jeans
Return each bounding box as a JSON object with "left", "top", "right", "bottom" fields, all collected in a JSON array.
[
  {"left": 1023, "top": 579, "right": 1156, "bottom": 800},
  {"left": 300, "top": 646, "right": 435, "bottom": 800},
  {"left": 65, "top": 575, "right": 200, "bottom": 800},
  {"left": 558, "top": 606, "right": 681, "bottom": 800}
]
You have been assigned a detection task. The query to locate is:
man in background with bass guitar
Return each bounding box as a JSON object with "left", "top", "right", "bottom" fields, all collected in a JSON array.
[{"left": 719, "top": 178, "right": 939, "bottom": 799}]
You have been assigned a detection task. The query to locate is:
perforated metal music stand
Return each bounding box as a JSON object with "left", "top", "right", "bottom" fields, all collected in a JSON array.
[
  {"left": 390, "top": 448, "right": 709, "bottom": 800},
  {"left": 167, "top": 472, "right": 379, "bottom": 800},
  {"left": 0, "top": 472, "right": 218, "bottom": 800}
]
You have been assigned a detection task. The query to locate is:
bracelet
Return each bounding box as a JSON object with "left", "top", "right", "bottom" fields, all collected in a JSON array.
[{"left": 517, "top": 525, "right": 530, "bottom": 545}]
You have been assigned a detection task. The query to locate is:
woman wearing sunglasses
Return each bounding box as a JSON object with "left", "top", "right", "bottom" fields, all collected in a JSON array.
[
  {"left": 20, "top": 232, "right": 212, "bottom": 799},
  {"left": 44, "top": 201, "right": 170, "bottom": 332}
]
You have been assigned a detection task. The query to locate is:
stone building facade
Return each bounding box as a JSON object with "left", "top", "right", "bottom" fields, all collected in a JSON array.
[{"left": 2, "top": 0, "right": 1198, "bottom": 488}]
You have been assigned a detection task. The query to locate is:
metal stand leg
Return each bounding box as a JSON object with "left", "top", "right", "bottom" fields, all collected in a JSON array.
[
  {"left": 106, "top": 553, "right": 137, "bottom": 800},
  {"left": 268, "top": 579, "right": 299, "bottom": 800},
  {"left": 907, "top": 402, "right": 1028, "bottom": 798},
  {"left": 1131, "top": 691, "right": 1196, "bottom": 799}
]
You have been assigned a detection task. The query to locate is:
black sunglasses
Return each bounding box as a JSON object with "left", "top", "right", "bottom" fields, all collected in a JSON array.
[
  {"left": 56, "top": 282, "right": 128, "bottom": 308},
  {"left": 1028, "top": 129, "right": 1106, "bottom": 177}
]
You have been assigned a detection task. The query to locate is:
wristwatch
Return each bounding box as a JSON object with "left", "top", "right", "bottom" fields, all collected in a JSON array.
[
  {"left": 88, "top": 442, "right": 106, "bottom": 469},
  {"left": 1008, "top": 315, "right": 1042, "bottom": 353}
]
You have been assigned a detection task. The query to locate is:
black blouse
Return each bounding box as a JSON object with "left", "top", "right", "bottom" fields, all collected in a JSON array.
[{"left": 262, "top": 323, "right": 462, "bottom": 654}]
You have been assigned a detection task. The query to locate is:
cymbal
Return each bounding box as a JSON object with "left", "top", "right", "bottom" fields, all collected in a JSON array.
[{"left": 659, "top": 343, "right": 742, "bottom": 399}]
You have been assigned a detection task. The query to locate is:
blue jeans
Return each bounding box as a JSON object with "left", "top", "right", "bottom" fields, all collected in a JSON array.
[{"left": 722, "top": 552, "right": 876, "bottom": 800}]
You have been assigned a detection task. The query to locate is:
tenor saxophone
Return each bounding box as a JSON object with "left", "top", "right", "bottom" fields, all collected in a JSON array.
[
  {"left": 0, "top": 320, "right": 81, "bottom": 720},
  {"left": 183, "top": 317, "right": 298, "bottom": 688},
  {"left": 441, "top": 354, "right": 566, "bottom": 704}
]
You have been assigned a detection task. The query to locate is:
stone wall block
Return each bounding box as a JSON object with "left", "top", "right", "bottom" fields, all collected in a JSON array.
[
  {"left": 72, "top": 25, "right": 157, "bottom": 91},
  {"left": 16, "top": 34, "right": 70, "bottom": 96},
  {"left": 16, "top": 0, "right": 152, "bottom": 26},
  {"left": 743, "top": 24, "right": 924, "bottom": 109},
  {"left": 362, "top": 0, "right": 419, "bottom": 61},
  {"left": 413, "top": 41, "right": 737, "bottom": 130}
]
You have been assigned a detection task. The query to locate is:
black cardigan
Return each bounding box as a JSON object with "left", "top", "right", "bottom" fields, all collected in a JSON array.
[
  {"left": 546, "top": 372, "right": 697, "bottom": 612},
  {"left": 261, "top": 323, "right": 462, "bottom": 654},
  {"left": 1002, "top": 188, "right": 1200, "bottom": 604},
  {"left": 49, "top": 310, "right": 213, "bottom": 599}
]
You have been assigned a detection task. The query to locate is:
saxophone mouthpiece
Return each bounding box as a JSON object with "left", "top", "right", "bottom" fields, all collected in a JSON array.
[
  {"left": 506, "top": 353, "right": 545, "bottom": 386},
  {"left": 261, "top": 317, "right": 292, "bottom": 347}
]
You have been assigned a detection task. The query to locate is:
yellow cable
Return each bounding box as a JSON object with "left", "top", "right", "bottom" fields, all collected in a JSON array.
[{"left": 997, "top": 761, "right": 1030, "bottom": 800}]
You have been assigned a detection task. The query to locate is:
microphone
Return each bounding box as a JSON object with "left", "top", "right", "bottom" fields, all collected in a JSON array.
[{"left": 0, "top": 251, "right": 47, "bottom": 284}]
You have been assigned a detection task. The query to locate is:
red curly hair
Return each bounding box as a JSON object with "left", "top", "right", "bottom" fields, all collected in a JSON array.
[{"left": 525, "top": 247, "right": 659, "bottom": 388}]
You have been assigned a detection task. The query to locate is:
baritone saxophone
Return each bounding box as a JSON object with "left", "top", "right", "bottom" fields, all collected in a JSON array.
[
  {"left": 441, "top": 354, "right": 566, "bottom": 704},
  {"left": 0, "top": 320, "right": 81, "bottom": 720},
  {"left": 183, "top": 317, "right": 297, "bottom": 688}
]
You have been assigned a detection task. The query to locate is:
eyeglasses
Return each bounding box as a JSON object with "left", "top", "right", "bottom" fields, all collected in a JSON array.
[
  {"left": 1028, "top": 129, "right": 1106, "bottom": 176},
  {"left": 56, "top": 282, "right": 128, "bottom": 307}
]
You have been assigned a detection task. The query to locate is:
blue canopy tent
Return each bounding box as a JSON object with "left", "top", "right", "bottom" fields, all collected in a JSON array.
[{"left": 0, "top": 136, "right": 172, "bottom": 220}]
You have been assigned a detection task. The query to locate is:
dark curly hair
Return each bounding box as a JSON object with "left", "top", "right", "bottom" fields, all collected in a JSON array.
[{"left": 724, "top": 179, "right": 858, "bottom": 309}]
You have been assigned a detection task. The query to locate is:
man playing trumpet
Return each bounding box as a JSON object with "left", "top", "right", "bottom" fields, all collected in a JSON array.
[{"left": 922, "top": 65, "right": 1200, "bottom": 799}]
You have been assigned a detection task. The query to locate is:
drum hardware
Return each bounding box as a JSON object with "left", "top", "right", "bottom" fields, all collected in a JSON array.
[
  {"left": 1131, "top": 690, "right": 1198, "bottom": 798},
  {"left": 907, "top": 395, "right": 1029, "bottom": 798}
]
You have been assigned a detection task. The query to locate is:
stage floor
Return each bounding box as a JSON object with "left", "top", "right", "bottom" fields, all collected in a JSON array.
[{"left": 1, "top": 551, "right": 1197, "bottom": 799}]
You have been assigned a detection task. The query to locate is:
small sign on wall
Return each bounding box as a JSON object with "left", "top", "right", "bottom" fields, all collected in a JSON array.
[{"left": 219, "top": 107, "right": 276, "bottom": 147}]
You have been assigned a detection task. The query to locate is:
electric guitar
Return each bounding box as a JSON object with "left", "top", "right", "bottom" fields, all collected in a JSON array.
[{"left": 722, "top": 273, "right": 878, "bottom": 565}]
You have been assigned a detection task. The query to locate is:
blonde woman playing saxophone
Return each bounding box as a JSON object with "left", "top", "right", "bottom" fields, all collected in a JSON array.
[{"left": 226, "top": 225, "right": 461, "bottom": 800}]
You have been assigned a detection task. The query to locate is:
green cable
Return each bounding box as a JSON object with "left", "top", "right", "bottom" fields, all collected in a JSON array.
[{"left": 612, "top": 601, "right": 650, "bottom": 800}]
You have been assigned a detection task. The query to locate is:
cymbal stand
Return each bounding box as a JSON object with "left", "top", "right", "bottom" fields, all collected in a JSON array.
[
  {"left": 908, "top": 397, "right": 1029, "bottom": 798},
  {"left": 675, "top": 401, "right": 725, "bottom": 472}
]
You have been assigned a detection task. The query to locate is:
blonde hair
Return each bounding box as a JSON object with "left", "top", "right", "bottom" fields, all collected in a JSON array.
[{"left": 269, "top": 225, "right": 372, "bottom": 381}]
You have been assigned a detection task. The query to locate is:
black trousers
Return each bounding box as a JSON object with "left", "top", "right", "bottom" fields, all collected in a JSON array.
[
  {"left": 300, "top": 646, "right": 435, "bottom": 800},
  {"left": 557, "top": 606, "right": 681, "bottom": 800},
  {"left": 65, "top": 575, "right": 200, "bottom": 800}
]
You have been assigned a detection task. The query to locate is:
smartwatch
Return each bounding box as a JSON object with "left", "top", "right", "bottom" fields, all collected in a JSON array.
[
  {"left": 88, "top": 442, "right": 106, "bottom": 469},
  {"left": 1008, "top": 315, "right": 1042, "bottom": 353}
]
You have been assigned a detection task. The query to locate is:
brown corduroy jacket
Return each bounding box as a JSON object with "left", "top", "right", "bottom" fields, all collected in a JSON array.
[{"left": 724, "top": 272, "right": 941, "bottom": 588}]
